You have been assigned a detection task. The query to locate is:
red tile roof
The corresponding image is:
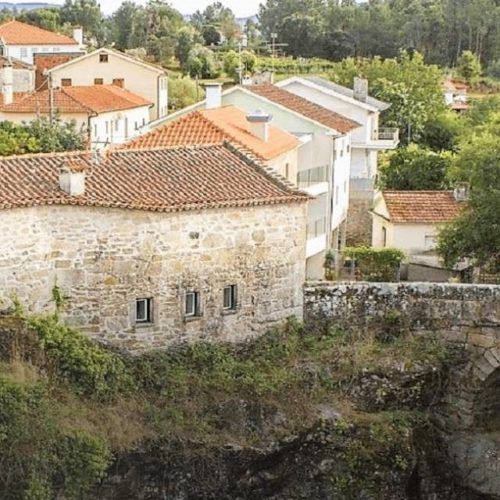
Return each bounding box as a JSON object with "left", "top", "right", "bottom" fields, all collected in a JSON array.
[
  {"left": 383, "top": 191, "right": 461, "bottom": 224},
  {"left": 0, "top": 20, "right": 78, "bottom": 45},
  {"left": 0, "top": 55, "right": 32, "bottom": 69},
  {"left": 0, "top": 145, "right": 308, "bottom": 213},
  {"left": 0, "top": 85, "right": 152, "bottom": 114},
  {"left": 247, "top": 84, "right": 361, "bottom": 134},
  {"left": 122, "top": 107, "right": 299, "bottom": 161}
]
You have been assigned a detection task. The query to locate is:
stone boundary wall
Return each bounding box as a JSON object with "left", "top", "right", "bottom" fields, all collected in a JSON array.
[{"left": 304, "top": 282, "right": 500, "bottom": 344}]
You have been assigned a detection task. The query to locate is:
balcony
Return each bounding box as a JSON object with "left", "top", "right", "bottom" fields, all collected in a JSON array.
[
  {"left": 306, "top": 217, "right": 327, "bottom": 258},
  {"left": 297, "top": 165, "right": 329, "bottom": 196},
  {"left": 352, "top": 127, "right": 399, "bottom": 150}
]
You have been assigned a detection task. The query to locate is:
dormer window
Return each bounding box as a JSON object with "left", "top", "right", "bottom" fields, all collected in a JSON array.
[{"left": 99, "top": 53, "right": 109, "bottom": 63}]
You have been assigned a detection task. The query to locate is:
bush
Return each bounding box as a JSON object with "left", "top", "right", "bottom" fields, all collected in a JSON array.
[
  {"left": 28, "top": 315, "right": 134, "bottom": 400},
  {"left": 168, "top": 77, "right": 204, "bottom": 111},
  {"left": 344, "top": 247, "right": 405, "bottom": 282}
]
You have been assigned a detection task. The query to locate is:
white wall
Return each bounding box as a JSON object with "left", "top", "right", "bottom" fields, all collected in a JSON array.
[
  {"left": 90, "top": 105, "right": 151, "bottom": 147},
  {"left": 331, "top": 134, "right": 351, "bottom": 230},
  {"left": 50, "top": 51, "right": 167, "bottom": 121},
  {"left": 4, "top": 45, "right": 84, "bottom": 64}
]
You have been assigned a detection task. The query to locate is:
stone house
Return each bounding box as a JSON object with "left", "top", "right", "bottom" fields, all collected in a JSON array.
[
  {"left": 371, "top": 190, "right": 463, "bottom": 281},
  {"left": 0, "top": 146, "right": 308, "bottom": 352},
  {"left": 0, "top": 20, "right": 84, "bottom": 64},
  {"left": 0, "top": 82, "right": 152, "bottom": 148},
  {"left": 276, "top": 76, "right": 398, "bottom": 245},
  {"left": 146, "top": 83, "right": 361, "bottom": 279}
]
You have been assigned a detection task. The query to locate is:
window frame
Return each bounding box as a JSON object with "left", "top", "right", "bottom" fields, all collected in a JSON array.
[
  {"left": 61, "top": 78, "right": 72, "bottom": 87},
  {"left": 135, "top": 298, "right": 153, "bottom": 324},
  {"left": 99, "top": 53, "right": 109, "bottom": 63},
  {"left": 223, "top": 285, "right": 238, "bottom": 311},
  {"left": 94, "top": 78, "right": 104, "bottom": 85},
  {"left": 185, "top": 291, "right": 201, "bottom": 318}
]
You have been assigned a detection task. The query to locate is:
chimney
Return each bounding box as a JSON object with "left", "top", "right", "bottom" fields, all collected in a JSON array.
[
  {"left": 246, "top": 109, "right": 272, "bottom": 142},
  {"left": 59, "top": 160, "right": 86, "bottom": 196},
  {"left": 1, "top": 60, "right": 13, "bottom": 106},
  {"left": 353, "top": 77, "right": 368, "bottom": 103},
  {"left": 73, "top": 26, "right": 83, "bottom": 46},
  {"left": 453, "top": 183, "right": 469, "bottom": 202},
  {"left": 204, "top": 82, "right": 222, "bottom": 109}
]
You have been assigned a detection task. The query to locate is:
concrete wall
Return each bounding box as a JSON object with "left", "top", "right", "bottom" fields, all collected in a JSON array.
[
  {"left": 0, "top": 67, "right": 34, "bottom": 92},
  {"left": 50, "top": 51, "right": 167, "bottom": 121},
  {"left": 0, "top": 203, "right": 307, "bottom": 352},
  {"left": 3, "top": 45, "right": 84, "bottom": 64}
]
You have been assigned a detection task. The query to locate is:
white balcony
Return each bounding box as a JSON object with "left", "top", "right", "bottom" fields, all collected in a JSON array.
[
  {"left": 352, "top": 128, "right": 399, "bottom": 150},
  {"left": 297, "top": 165, "right": 330, "bottom": 196},
  {"left": 306, "top": 217, "right": 327, "bottom": 258}
]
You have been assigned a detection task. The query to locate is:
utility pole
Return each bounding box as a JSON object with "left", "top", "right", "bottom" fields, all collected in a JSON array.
[{"left": 48, "top": 72, "right": 55, "bottom": 126}]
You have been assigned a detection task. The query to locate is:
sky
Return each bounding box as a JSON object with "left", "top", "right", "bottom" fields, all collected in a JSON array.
[{"left": 54, "top": 0, "right": 262, "bottom": 17}]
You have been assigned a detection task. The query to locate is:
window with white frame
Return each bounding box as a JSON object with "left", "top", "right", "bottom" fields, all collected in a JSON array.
[
  {"left": 20, "top": 47, "right": 28, "bottom": 58},
  {"left": 135, "top": 298, "right": 153, "bottom": 324},
  {"left": 424, "top": 234, "right": 436, "bottom": 250},
  {"left": 223, "top": 285, "right": 238, "bottom": 311},
  {"left": 185, "top": 291, "right": 201, "bottom": 317}
]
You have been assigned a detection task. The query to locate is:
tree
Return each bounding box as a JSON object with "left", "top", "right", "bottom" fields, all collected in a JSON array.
[
  {"left": 17, "top": 8, "right": 63, "bottom": 33},
  {"left": 378, "top": 145, "right": 452, "bottom": 191},
  {"left": 186, "top": 45, "right": 218, "bottom": 79},
  {"left": 437, "top": 131, "right": 500, "bottom": 269},
  {"left": 168, "top": 77, "right": 203, "bottom": 111},
  {"left": 457, "top": 50, "right": 482, "bottom": 83},
  {"left": 223, "top": 50, "right": 240, "bottom": 79},
  {"left": 191, "top": 2, "right": 239, "bottom": 45},
  {"left": 107, "top": 1, "right": 143, "bottom": 51},
  {"left": 176, "top": 26, "right": 203, "bottom": 73},
  {"left": 0, "top": 119, "right": 86, "bottom": 156},
  {"left": 418, "top": 111, "right": 464, "bottom": 152},
  {"left": 60, "top": 0, "right": 104, "bottom": 43}
]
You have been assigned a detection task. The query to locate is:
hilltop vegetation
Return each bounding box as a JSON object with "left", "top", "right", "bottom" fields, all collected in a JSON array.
[{"left": 0, "top": 308, "right": 453, "bottom": 498}]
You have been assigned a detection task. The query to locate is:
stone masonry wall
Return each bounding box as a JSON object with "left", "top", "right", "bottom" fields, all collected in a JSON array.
[
  {"left": 0, "top": 203, "right": 307, "bottom": 352},
  {"left": 304, "top": 282, "right": 500, "bottom": 340}
]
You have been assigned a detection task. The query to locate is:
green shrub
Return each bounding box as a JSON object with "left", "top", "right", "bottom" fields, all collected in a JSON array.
[
  {"left": 344, "top": 247, "right": 405, "bottom": 282},
  {"left": 28, "top": 316, "right": 134, "bottom": 400}
]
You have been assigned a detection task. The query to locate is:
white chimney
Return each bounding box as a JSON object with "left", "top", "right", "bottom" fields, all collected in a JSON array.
[
  {"left": 59, "top": 163, "right": 86, "bottom": 196},
  {"left": 1, "top": 60, "right": 13, "bottom": 106},
  {"left": 453, "top": 183, "right": 469, "bottom": 202},
  {"left": 73, "top": 26, "right": 83, "bottom": 46},
  {"left": 204, "top": 82, "right": 222, "bottom": 109},
  {"left": 246, "top": 109, "right": 272, "bottom": 142},
  {"left": 353, "top": 77, "right": 368, "bottom": 103}
]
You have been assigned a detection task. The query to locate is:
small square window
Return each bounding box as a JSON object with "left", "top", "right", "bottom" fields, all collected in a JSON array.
[
  {"left": 94, "top": 78, "right": 104, "bottom": 85},
  {"left": 223, "top": 285, "right": 238, "bottom": 310},
  {"left": 61, "top": 78, "right": 72, "bottom": 87},
  {"left": 135, "top": 298, "right": 153, "bottom": 324},
  {"left": 99, "top": 53, "right": 109, "bottom": 63},
  {"left": 112, "top": 78, "right": 124, "bottom": 88},
  {"left": 185, "top": 291, "right": 201, "bottom": 317}
]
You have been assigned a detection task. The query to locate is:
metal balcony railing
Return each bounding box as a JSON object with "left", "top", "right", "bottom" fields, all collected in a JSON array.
[
  {"left": 372, "top": 128, "right": 399, "bottom": 143},
  {"left": 306, "top": 217, "right": 327, "bottom": 239},
  {"left": 297, "top": 165, "right": 329, "bottom": 188}
]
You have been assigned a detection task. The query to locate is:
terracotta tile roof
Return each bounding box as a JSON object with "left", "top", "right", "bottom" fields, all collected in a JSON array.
[
  {"left": 122, "top": 107, "right": 299, "bottom": 161},
  {"left": 0, "top": 20, "right": 78, "bottom": 45},
  {"left": 0, "top": 145, "right": 308, "bottom": 213},
  {"left": 383, "top": 191, "right": 461, "bottom": 224},
  {"left": 247, "top": 84, "right": 361, "bottom": 134},
  {"left": 443, "top": 79, "right": 468, "bottom": 92},
  {"left": 34, "top": 53, "right": 80, "bottom": 89},
  {"left": 0, "top": 85, "right": 152, "bottom": 114}
]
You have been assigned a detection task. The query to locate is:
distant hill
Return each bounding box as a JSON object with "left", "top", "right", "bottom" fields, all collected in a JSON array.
[{"left": 0, "top": 2, "right": 60, "bottom": 11}]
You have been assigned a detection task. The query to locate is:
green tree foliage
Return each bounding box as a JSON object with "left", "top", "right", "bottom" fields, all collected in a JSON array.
[
  {"left": 343, "top": 247, "right": 406, "bottom": 282},
  {"left": 418, "top": 111, "right": 464, "bottom": 152},
  {"left": 330, "top": 52, "right": 445, "bottom": 143},
  {"left": 168, "top": 77, "right": 203, "bottom": 111},
  {"left": 258, "top": 0, "right": 500, "bottom": 67},
  {"left": 107, "top": 1, "right": 143, "bottom": 51},
  {"left": 60, "top": 0, "right": 104, "bottom": 43},
  {"left": 175, "top": 26, "right": 203, "bottom": 73},
  {"left": 17, "top": 7, "right": 64, "bottom": 32},
  {"left": 457, "top": 50, "right": 482, "bottom": 83},
  {"left": 378, "top": 145, "right": 452, "bottom": 191},
  {"left": 437, "top": 129, "right": 500, "bottom": 268},
  {"left": 186, "top": 44, "right": 218, "bottom": 79},
  {"left": 191, "top": 1, "right": 240, "bottom": 46},
  {"left": 0, "top": 119, "right": 87, "bottom": 157}
]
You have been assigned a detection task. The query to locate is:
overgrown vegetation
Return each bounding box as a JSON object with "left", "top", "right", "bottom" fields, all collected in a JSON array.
[
  {"left": 0, "top": 309, "right": 452, "bottom": 498},
  {"left": 0, "top": 118, "right": 87, "bottom": 157},
  {"left": 343, "top": 247, "right": 406, "bottom": 282}
]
